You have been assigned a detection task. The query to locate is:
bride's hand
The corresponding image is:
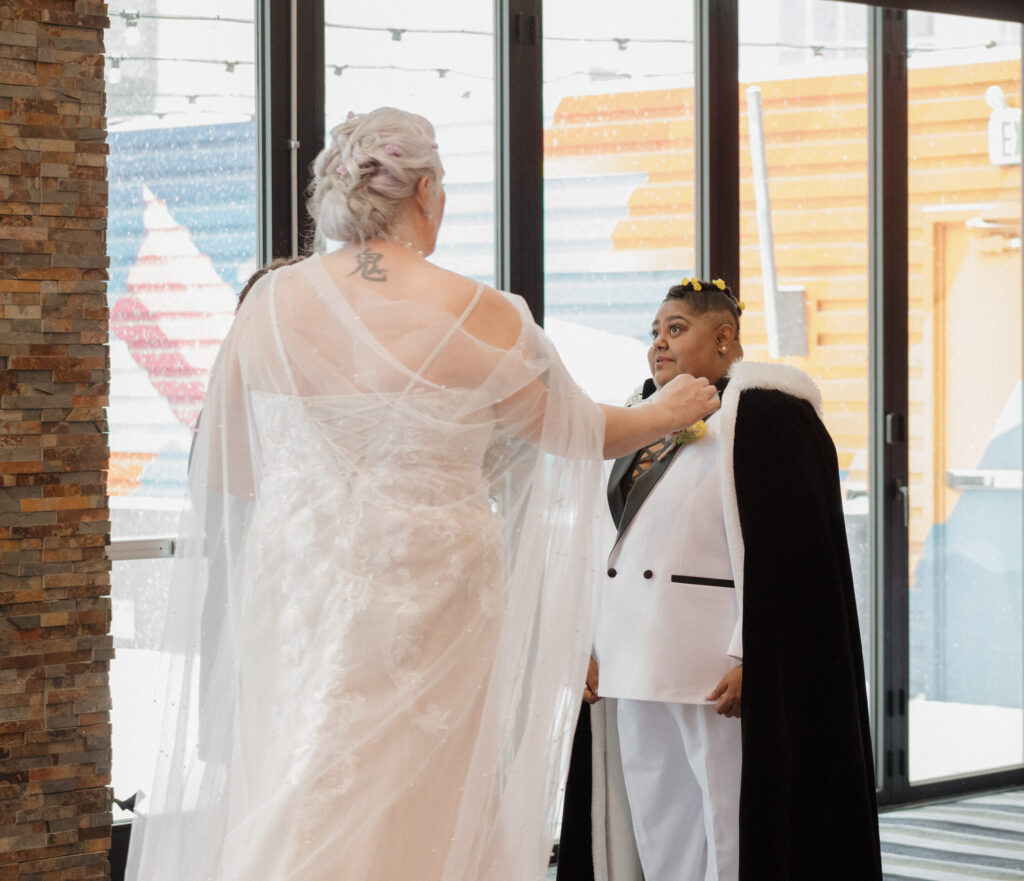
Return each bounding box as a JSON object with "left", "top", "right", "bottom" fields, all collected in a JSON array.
[
  {"left": 599, "top": 373, "right": 721, "bottom": 459},
  {"left": 651, "top": 373, "right": 720, "bottom": 432}
]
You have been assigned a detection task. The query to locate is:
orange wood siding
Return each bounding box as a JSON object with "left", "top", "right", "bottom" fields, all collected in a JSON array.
[{"left": 545, "top": 58, "right": 1022, "bottom": 499}]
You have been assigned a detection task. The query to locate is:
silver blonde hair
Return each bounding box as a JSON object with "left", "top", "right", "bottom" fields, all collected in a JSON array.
[{"left": 308, "top": 106, "right": 442, "bottom": 246}]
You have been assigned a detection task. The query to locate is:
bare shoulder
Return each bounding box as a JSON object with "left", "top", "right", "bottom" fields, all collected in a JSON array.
[
  {"left": 423, "top": 264, "right": 523, "bottom": 351},
  {"left": 462, "top": 284, "right": 523, "bottom": 351}
]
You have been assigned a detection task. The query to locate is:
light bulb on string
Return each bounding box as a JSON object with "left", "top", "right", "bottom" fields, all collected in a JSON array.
[
  {"left": 124, "top": 12, "right": 141, "bottom": 46},
  {"left": 109, "top": 57, "right": 122, "bottom": 85}
]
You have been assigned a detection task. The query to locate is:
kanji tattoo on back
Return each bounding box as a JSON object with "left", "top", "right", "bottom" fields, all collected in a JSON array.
[{"left": 348, "top": 248, "right": 388, "bottom": 282}]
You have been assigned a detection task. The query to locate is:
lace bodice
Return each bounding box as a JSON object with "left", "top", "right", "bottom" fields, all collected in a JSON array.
[{"left": 250, "top": 388, "right": 497, "bottom": 507}]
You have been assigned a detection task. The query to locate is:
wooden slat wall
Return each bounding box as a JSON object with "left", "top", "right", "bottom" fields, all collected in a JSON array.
[{"left": 546, "top": 58, "right": 1022, "bottom": 504}]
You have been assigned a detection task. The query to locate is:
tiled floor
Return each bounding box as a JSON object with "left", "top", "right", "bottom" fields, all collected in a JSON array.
[
  {"left": 880, "top": 789, "right": 1024, "bottom": 880},
  {"left": 546, "top": 788, "right": 1024, "bottom": 880}
]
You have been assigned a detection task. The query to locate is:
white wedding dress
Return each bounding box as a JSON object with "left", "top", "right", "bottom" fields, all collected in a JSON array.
[{"left": 125, "top": 255, "right": 607, "bottom": 881}]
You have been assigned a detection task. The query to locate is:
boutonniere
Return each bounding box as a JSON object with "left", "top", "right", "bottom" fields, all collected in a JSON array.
[{"left": 657, "top": 419, "right": 707, "bottom": 461}]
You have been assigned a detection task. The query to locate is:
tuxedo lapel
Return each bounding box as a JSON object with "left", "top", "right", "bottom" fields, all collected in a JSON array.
[
  {"left": 607, "top": 377, "right": 660, "bottom": 529},
  {"left": 611, "top": 440, "right": 683, "bottom": 549},
  {"left": 606, "top": 453, "right": 635, "bottom": 528}
]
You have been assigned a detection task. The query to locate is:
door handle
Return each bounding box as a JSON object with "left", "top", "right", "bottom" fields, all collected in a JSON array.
[{"left": 895, "top": 482, "right": 909, "bottom": 528}]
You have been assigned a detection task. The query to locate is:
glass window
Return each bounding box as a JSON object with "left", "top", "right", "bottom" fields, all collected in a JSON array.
[
  {"left": 906, "top": 11, "right": 1023, "bottom": 783},
  {"left": 738, "top": 0, "right": 873, "bottom": 707},
  {"left": 110, "top": 555, "right": 175, "bottom": 822},
  {"left": 106, "top": 0, "right": 259, "bottom": 812},
  {"left": 322, "top": 3, "right": 496, "bottom": 284},
  {"left": 542, "top": 1, "right": 696, "bottom": 404}
]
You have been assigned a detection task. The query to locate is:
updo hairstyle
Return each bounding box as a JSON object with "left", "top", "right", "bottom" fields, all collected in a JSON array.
[
  {"left": 664, "top": 277, "right": 742, "bottom": 340},
  {"left": 307, "top": 107, "right": 443, "bottom": 245}
]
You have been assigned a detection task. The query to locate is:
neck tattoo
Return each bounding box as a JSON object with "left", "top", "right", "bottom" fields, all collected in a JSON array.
[{"left": 347, "top": 248, "right": 388, "bottom": 282}]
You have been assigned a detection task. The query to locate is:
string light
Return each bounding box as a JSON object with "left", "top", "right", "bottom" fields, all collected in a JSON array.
[
  {"left": 106, "top": 54, "right": 255, "bottom": 70},
  {"left": 102, "top": 9, "right": 1012, "bottom": 56},
  {"left": 109, "top": 57, "right": 122, "bottom": 85},
  {"left": 123, "top": 11, "right": 141, "bottom": 46}
]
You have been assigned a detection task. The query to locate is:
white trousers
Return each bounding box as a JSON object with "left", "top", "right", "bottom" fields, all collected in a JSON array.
[{"left": 616, "top": 700, "right": 742, "bottom": 881}]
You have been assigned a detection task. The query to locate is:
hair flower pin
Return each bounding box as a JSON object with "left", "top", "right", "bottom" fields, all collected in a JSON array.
[
  {"left": 737, "top": 300, "right": 746, "bottom": 311},
  {"left": 691, "top": 279, "right": 702, "bottom": 291},
  {"left": 384, "top": 143, "right": 402, "bottom": 156},
  {"left": 713, "top": 278, "right": 726, "bottom": 290},
  {"left": 657, "top": 419, "right": 707, "bottom": 461}
]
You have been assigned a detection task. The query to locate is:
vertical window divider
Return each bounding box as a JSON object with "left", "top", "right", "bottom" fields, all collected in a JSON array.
[
  {"left": 869, "top": 4, "right": 909, "bottom": 807},
  {"left": 496, "top": 0, "right": 544, "bottom": 322},
  {"left": 257, "top": 0, "right": 292, "bottom": 261},
  {"left": 295, "top": 0, "right": 325, "bottom": 254},
  {"left": 258, "top": 0, "right": 323, "bottom": 261},
  {"left": 694, "top": 0, "right": 739, "bottom": 287}
]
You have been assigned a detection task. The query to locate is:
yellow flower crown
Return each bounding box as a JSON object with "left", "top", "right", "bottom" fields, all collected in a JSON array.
[{"left": 677, "top": 277, "right": 743, "bottom": 313}]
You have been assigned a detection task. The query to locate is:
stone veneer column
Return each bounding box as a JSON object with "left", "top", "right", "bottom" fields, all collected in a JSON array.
[{"left": 0, "top": 1, "right": 112, "bottom": 879}]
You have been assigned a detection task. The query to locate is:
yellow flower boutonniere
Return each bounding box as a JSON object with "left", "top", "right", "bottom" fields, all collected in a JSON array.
[{"left": 657, "top": 419, "right": 707, "bottom": 461}]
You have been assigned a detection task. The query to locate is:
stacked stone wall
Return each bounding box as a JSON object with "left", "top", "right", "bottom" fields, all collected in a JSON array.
[{"left": 0, "top": 2, "right": 112, "bottom": 879}]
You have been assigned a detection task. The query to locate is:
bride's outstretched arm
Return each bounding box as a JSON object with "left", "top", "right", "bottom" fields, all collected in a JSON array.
[
  {"left": 599, "top": 373, "right": 719, "bottom": 459},
  {"left": 456, "top": 285, "right": 720, "bottom": 459}
]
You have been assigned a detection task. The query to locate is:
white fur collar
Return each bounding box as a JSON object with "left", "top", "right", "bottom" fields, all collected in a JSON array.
[{"left": 721, "top": 360, "right": 822, "bottom": 417}]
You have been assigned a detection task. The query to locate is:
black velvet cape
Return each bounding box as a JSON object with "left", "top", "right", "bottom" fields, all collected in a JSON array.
[{"left": 557, "top": 378, "right": 882, "bottom": 881}]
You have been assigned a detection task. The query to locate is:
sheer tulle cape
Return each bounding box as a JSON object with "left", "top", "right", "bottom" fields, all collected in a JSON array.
[{"left": 124, "top": 255, "right": 607, "bottom": 881}]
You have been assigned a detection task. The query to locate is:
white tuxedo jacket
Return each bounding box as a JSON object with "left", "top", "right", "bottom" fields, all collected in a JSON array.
[
  {"left": 593, "top": 361, "right": 823, "bottom": 704},
  {"left": 594, "top": 407, "right": 741, "bottom": 703}
]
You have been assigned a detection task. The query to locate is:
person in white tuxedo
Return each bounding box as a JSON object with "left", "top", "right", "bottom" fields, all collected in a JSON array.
[
  {"left": 593, "top": 277, "right": 743, "bottom": 881},
  {"left": 563, "top": 277, "right": 881, "bottom": 881}
]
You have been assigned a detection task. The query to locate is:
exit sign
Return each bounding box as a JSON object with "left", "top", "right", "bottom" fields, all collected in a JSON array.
[{"left": 989, "top": 107, "right": 1022, "bottom": 166}]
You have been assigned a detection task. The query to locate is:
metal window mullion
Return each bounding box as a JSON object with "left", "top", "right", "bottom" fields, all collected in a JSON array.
[
  {"left": 694, "top": 0, "right": 739, "bottom": 288},
  {"left": 496, "top": 0, "right": 543, "bottom": 324},
  {"left": 294, "top": 0, "right": 325, "bottom": 254},
  {"left": 870, "top": 5, "right": 910, "bottom": 808},
  {"left": 257, "top": 0, "right": 293, "bottom": 261}
]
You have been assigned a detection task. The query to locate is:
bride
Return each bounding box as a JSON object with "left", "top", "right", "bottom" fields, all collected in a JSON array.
[{"left": 125, "top": 107, "right": 717, "bottom": 881}]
